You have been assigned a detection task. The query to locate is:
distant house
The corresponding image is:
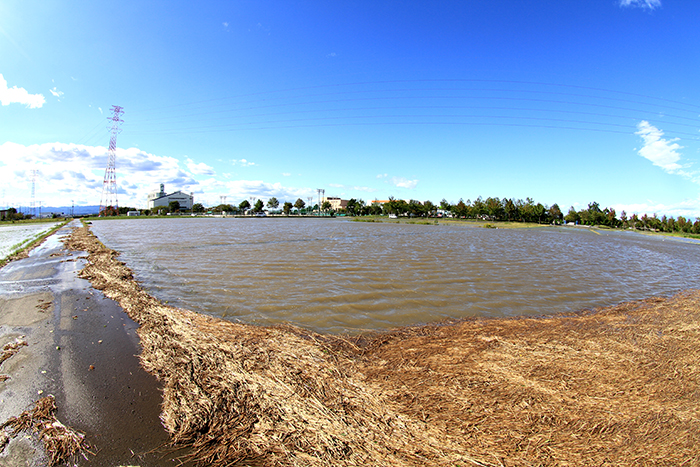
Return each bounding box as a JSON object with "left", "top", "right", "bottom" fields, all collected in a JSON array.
[
  {"left": 127, "top": 211, "right": 140, "bottom": 216},
  {"left": 147, "top": 184, "right": 194, "bottom": 211}
]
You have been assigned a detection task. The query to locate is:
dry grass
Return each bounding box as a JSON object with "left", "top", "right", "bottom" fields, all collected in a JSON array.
[
  {"left": 64, "top": 223, "right": 700, "bottom": 466},
  {"left": 1, "top": 396, "right": 90, "bottom": 466},
  {"left": 0, "top": 339, "right": 27, "bottom": 365}
]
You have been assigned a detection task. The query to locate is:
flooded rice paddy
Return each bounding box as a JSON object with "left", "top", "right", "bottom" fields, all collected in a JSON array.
[
  {"left": 0, "top": 222, "right": 62, "bottom": 260},
  {"left": 89, "top": 218, "right": 700, "bottom": 334}
]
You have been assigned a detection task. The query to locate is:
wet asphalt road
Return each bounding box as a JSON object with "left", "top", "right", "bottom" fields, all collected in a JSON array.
[{"left": 0, "top": 221, "right": 180, "bottom": 466}]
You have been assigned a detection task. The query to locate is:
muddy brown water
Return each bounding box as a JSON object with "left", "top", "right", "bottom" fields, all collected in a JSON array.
[{"left": 89, "top": 218, "right": 700, "bottom": 334}]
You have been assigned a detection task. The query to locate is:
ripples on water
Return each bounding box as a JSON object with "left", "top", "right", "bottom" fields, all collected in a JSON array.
[{"left": 90, "top": 218, "right": 700, "bottom": 334}]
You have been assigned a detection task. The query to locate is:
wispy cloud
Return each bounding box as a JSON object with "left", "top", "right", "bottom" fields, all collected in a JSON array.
[
  {"left": 635, "top": 121, "right": 687, "bottom": 175},
  {"left": 619, "top": 0, "right": 662, "bottom": 10},
  {"left": 0, "top": 74, "right": 45, "bottom": 108},
  {"left": 49, "top": 87, "right": 64, "bottom": 100},
  {"left": 390, "top": 176, "right": 419, "bottom": 189},
  {"left": 186, "top": 157, "right": 215, "bottom": 176},
  {"left": 232, "top": 158, "right": 256, "bottom": 167}
]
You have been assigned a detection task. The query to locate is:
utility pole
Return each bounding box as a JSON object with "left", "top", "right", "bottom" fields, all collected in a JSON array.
[
  {"left": 30, "top": 169, "right": 37, "bottom": 218},
  {"left": 100, "top": 105, "right": 124, "bottom": 216}
]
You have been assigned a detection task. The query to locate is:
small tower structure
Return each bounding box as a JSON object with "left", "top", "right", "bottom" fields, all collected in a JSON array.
[{"left": 100, "top": 105, "right": 124, "bottom": 216}]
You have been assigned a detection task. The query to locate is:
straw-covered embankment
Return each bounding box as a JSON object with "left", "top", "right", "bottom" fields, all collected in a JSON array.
[{"left": 65, "top": 223, "right": 700, "bottom": 466}]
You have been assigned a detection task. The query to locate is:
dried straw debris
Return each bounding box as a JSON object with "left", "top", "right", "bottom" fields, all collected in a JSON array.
[
  {"left": 0, "top": 339, "right": 27, "bottom": 365},
  {"left": 0, "top": 395, "right": 91, "bottom": 466},
  {"left": 64, "top": 223, "right": 700, "bottom": 467}
]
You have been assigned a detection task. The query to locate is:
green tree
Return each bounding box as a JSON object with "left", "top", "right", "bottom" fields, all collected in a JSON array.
[
  {"left": 423, "top": 200, "right": 436, "bottom": 217},
  {"left": 407, "top": 200, "right": 424, "bottom": 217},
  {"left": 356, "top": 199, "right": 367, "bottom": 216},
  {"left": 620, "top": 210, "right": 628, "bottom": 228},
  {"left": 485, "top": 197, "right": 503, "bottom": 220},
  {"left": 254, "top": 199, "right": 264, "bottom": 213},
  {"left": 453, "top": 199, "right": 468, "bottom": 218},
  {"left": 283, "top": 201, "right": 293, "bottom": 215},
  {"left": 548, "top": 203, "right": 563, "bottom": 224},
  {"left": 321, "top": 200, "right": 332, "bottom": 212},
  {"left": 604, "top": 208, "right": 618, "bottom": 227},
  {"left": 692, "top": 220, "right": 700, "bottom": 235},
  {"left": 294, "top": 198, "right": 306, "bottom": 213},
  {"left": 214, "top": 204, "right": 235, "bottom": 213},
  {"left": 267, "top": 197, "right": 279, "bottom": 209},
  {"left": 472, "top": 196, "right": 486, "bottom": 218},
  {"left": 564, "top": 206, "right": 580, "bottom": 224},
  {"left": 239, "top": 200, "right": 251, "bottom": 212},
  {"left": 346, "top": 198, "right": 358, "bottom": 216},
  {"left": 192, "top": 203, "right": 205, "bottom": 213},
  {"left": 503, "top": 198, "right": 518, "bottom": 221},
  {"left": 533, "top": 203, "right": 546, "bottom": 224}
]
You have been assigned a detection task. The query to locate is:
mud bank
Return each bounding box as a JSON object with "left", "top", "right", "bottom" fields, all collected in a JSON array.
[{"left": 66, "top": 222, "right": 699, "bottom": 466}]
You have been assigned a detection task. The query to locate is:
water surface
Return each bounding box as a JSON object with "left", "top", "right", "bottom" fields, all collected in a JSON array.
[{"left": 90, "top": 218, "right": 700, "bottom": 334}]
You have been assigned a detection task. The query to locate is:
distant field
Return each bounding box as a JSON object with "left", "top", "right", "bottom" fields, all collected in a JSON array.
[{"left": 0, "top": 222, "right": 62, "bottom": 261}]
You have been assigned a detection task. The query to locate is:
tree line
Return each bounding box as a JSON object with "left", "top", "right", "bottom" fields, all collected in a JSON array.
[{"left": 168, "top": 194, "right": 700, "bottom": 235}]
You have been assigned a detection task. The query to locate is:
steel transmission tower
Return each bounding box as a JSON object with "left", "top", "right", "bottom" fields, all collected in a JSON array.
[{"left": 100, "top": 105, "right": 124, "bottom": 216}]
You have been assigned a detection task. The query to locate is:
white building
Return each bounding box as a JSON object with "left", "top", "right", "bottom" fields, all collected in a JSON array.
[{"left": 147, "top": 184, "right": 194, "bottom": 211}]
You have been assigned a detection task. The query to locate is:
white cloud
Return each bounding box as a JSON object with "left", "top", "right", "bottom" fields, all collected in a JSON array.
[
  {"left": 0, "top": 74, "right": 45, "bottom": 108},
  {"left": 377, "top": 173, "right": 388, "bottom": 179},
  {"left": 282, "top": 172, "right": 291, "bottom": 176},
  {"left": 352, "top": 186, "right": 376, "bottom": 193},
  {"left": 222, "top": 180, "right": 313, "bottom": 202},
  {"left": 390, "top": 176, "right": 419, "bottom": 189},
  {"left": 328, "top": 183, "right": 343, "bottom": 188},
  {"left": 613, "top": 197, "right": 700, "bottom": 220},
  {"left": 635, "top": 121, "right": 686, "bottom": 175},
  {"left": 0, "top": 142, "right": 202, "bottom": 208},
  {"left": 49, "top": 87, "right": 64, "bottom": 99},
  {"left": 185, "top": 157, "right": 215, "bottom": 176},
  {"left": 619, "top": 0, "right": 661, "bottom": 10},
  {"left": 0, "top": 142, "right": 321, "bottom": 210},
  {"left": 232, "top": 158, "right": 256, "bottom": 167}
]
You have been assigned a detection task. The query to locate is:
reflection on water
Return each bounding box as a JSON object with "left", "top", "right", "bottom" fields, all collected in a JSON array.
[{"left": 90, "top": 218, "right": 700, "bottom": 334}]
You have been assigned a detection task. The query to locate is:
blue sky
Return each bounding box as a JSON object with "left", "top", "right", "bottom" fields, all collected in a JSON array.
[{"left": 1, "top": 0, "right": 699, "bottom": 217}]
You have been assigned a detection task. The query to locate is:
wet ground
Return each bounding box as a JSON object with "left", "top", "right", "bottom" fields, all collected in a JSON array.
[{"left": 0, "top": 221, "right": 179, "bottom": 466}]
